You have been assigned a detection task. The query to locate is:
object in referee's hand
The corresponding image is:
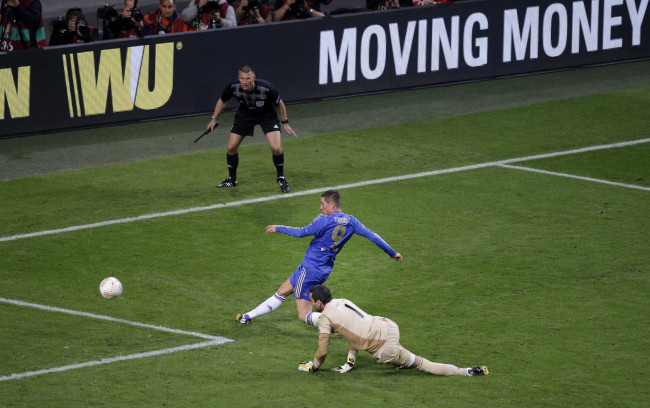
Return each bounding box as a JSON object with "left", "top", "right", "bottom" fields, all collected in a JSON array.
[{"left": 194, "top": 121, "right": 218, "bottom": 143}]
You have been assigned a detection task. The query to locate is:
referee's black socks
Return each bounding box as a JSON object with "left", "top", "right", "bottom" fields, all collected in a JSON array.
[
  {"left": 273, "top": 152, "right": 284, "bottom": 178},
  {"left": 227, "top": 153, "right": 239, "bottom": 180}
]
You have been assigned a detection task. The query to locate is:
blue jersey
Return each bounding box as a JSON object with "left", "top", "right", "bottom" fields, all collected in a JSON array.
[{"left": 275, "top": 210, "right": 397, "bottom": 275}]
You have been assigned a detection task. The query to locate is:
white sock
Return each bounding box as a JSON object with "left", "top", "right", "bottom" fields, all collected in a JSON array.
[
  {"left": 417, "top": 359, "right": 466, "bottom": 376},
  {"left": 247, "top": 292, "right": 286, "bottom": 319},
  {"left": 306, "top": 312, "right": 321, "bottom": 326}
]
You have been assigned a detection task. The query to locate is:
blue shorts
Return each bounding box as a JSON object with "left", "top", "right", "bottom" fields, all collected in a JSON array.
[{"left": 289, "top": 264, "right": 330, "bottom": 301}]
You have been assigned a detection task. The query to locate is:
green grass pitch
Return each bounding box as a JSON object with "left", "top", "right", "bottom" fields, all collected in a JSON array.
[{"left": 0, "top": 67, "right": 648, "bottom": 407}]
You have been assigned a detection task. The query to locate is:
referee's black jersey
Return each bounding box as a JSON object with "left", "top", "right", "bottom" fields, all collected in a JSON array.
[{"left": 220, "top": 79, "right": 281, "bottom": 119}]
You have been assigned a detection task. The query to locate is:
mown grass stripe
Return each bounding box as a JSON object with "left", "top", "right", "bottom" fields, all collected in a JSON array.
[{"left": 1, "top": 138, "right": 648, "bottom": 243}]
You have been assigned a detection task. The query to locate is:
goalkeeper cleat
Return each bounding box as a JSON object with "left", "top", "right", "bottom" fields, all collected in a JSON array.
[
  {"left": 332, "top": 360, "right": 354, "bottom": 373},
  {"left": 218, "top": 177, "right": 238, "bottom": 188},
  {"left": 277, "top": 177, "right": 290, "bottom": 193},
  {"left": 236, "top": 313, "right": 251, "bottom": 324},
  {"left": 469, "top": 365, "right": 489, "bottom": 376}
]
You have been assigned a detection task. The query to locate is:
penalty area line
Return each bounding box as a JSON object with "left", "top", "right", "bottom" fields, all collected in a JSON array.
[
  {"left": 0, "top": 340, "right": 227, "bottom": 382},
  {"left": 498, "top": 164, "right": 650, "bottom": 191},
  {"left": 0, "top": 297, "right": 229, "bottom": 341},
  {"left": 0, "top": 297, "right": 234, "bottom": 382},
  {"left": 1, "top": 137, "right": 648, "bottom": 243}
]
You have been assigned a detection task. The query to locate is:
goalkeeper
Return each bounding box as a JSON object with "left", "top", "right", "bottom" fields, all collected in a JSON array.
[{"left": 298, "top": 285, "right": 489, "bottom": 377}]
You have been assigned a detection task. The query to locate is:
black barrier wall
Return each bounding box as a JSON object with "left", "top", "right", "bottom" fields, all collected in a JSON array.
[{"left": 1, "top": 0, "right": 649, "bottom": 138}]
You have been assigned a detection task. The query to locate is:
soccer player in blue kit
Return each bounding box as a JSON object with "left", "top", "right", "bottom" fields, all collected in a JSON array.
[{"left": 236, "top": 190, "right": 402, "bottom": 326}]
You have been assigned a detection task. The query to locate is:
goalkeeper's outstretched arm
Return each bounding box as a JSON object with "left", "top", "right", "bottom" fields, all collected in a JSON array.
[
  {"left": 312, "top": 332, "right": 331, "bottom": 370},
  {"left": 299, "top": 333, "right": 331, "bottom": 373}
]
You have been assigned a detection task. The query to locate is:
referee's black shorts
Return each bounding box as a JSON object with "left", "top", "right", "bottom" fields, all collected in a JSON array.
[{"left": 231, "top": 114, "right": 281, "bottom": 137}]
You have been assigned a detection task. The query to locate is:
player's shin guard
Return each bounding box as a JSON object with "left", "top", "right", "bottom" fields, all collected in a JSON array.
[
  {"left": 305, "top": 312, "right": 321, "bottom": 327},
  {"left": 247, "top": 292, "right": 286, "bottom": 319},
  {"left": 416, "top": 358, "right": 463, "bottom": 376}
]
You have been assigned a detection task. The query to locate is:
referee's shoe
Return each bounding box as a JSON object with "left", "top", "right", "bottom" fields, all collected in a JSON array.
[
  {"left": 277, "top": 177, "right": 290, "bottom": 193},
  {"left": 217, "top": 177, "right": 238, "bottom": 188}
]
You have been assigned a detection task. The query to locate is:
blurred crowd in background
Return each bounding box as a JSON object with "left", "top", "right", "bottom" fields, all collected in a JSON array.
[{"left": 1, "top": 0, "right": 461, "bottom": 51}]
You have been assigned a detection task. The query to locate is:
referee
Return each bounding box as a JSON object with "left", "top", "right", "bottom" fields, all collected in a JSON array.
[{"left": 207, "top": 65, "right": 296, "bottom": 193}]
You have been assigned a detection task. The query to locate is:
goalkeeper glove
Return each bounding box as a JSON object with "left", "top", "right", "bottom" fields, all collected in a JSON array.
[
  {"left": 332, "top": 357, "right": 355, "bottom": 373},
  {"left": 298, "top": 361, "right": 318, "bottom": 372}
]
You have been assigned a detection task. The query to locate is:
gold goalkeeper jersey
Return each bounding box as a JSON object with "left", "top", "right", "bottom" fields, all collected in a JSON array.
[{"left": 316, "top": 298, "right": 392, "bottom": 364}]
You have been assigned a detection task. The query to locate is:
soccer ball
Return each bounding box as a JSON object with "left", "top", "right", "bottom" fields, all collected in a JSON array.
[{"left": 99, "top": 277, "right": 123, "bottom": 299}]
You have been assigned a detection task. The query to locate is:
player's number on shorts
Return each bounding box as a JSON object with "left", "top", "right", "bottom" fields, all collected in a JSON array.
[{"left": 330, "top": 225, "right": 346, "bottom": 250}]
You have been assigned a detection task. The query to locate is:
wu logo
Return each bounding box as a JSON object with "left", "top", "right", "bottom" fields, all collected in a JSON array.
[
  {"left": 62, "top": 42, "right": 175, "bottom": 118},
  {"left": 0, "top": 66, "right": 30, "bottom": 120}
]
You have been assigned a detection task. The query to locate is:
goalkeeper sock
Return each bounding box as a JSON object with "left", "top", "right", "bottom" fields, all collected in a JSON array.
[
  {"left": 227, "top": 153, "right": 239, "bottom": 180},
  {"left": 247, "top": 292, "right": 286, "bottom": 319},
  {"left": 305, "top": 312, "right": 321, "bottom": 326},
  {"left": 416, "top": 358, "right": 465, "bottom": 376}
]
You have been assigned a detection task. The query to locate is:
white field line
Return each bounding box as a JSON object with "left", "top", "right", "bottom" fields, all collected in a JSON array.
[
  {"left": 498, "top": 138, "right": 650, "bottom": 165},
  {"left": 0, "top": 297, "right": 234, "bottom": 382},
  {"left": 499, "top": 164, "right": 650, "bottom": 191},
  {"left": 0, "top": 297, "right": 229, "bottom": 341},
  {"left": 0, "top": 340, "right": 225, "bottom": 382},
  {"left": 1, "top": 138, "right": 648, "bottom": 243}
]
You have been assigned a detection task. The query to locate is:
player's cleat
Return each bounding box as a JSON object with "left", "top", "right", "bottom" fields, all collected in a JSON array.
[
  {"left": 332, "top": 357, "right": 355, "bottom": 373},
  {"left": 236, "top": 313, "right": 251, "bottom": 324},
  {"left": 218, "top": 177, "right": 238, "bottom": 188},
  {"left": 277, "top": 177, "right": 290, "bottom": 193},
  {"left": 469, "top": 365, "right": 489, "bottom": 376}
]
